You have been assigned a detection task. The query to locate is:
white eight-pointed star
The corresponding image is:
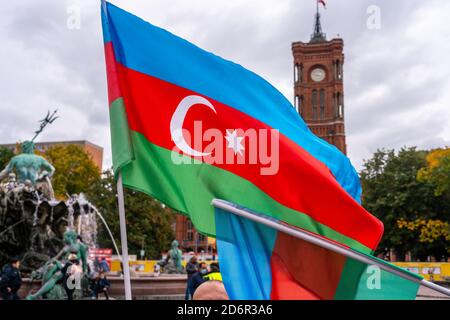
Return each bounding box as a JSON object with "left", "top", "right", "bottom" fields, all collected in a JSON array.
[{"left": 225, "top": 130, "right": 245, "bottom": 156}]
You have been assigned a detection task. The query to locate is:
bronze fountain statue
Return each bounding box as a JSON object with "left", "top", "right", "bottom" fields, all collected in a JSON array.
[
  {"left": 158, "top": 240, "right": 185, "bottom": 274},
  {"left": 0, "top": 110, "right": 57, "bottom": 199},
  {"left": 26, "top": 230, "right": 88, "bottom": 300}
]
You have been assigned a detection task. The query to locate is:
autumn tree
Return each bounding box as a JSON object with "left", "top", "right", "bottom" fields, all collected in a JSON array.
[
  {"left": 360, "top": 147, "right": 450, "bottom": 261},
  {"left": 43, "top": 144, "right": 101, "bottom": 199},
  {"left": 397, "top": 219, "right": 450, "bottom": 258},
  {"left": 417, "top": 148, "right": 450, "bottom": 197},
  {"left": 86, "top": 170, "right": 176, "bottom": 259}
]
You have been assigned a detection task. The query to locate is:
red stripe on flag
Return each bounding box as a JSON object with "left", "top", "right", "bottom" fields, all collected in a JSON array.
[
  {"left": 104, "top": 43, "right": 122, "bottom": 104},
  {"left": 271, "top": 232, "right": 347, "bottom": 299},
  {"left": 270, "top": 252, "right": 321, "bottom": 300}
]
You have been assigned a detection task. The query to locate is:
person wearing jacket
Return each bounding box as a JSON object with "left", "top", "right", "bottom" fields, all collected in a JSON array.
[
  {"left": 0, "top": 257, "right": 22, "bottom": 300},
  {"left": 187, "top": 262, "right": 208, "bottom": 299},
  {"left": 185, "top": 255, "right": 198, "bottom": 300},
  {"left": 92, "top": 271, "right": 111, "bottom": 299},
  {"left": 98, "top": 258, "right": 110, "bottom": 273}
]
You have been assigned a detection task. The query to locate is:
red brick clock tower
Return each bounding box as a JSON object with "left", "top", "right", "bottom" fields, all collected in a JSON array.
[{"left": 292, "top": 7, "right": 347, "bottom": 154}]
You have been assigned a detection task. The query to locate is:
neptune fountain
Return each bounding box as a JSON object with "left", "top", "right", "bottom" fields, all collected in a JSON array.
[{"left": 0, "top": 111, "right": 107, "bottom": 299}]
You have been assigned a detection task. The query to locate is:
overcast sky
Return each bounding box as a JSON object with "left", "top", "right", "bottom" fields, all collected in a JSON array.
[{"left": 0, "top": 0, "right": 449, "bottom": 171}]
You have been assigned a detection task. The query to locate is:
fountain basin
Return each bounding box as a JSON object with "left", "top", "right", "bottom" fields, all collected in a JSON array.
[{"left": 19, "top": 275, "right": 187, "bottom": 299}]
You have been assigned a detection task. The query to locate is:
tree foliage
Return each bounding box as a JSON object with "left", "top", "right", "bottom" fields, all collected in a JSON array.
[
  {"left": 43, "top": 145, "right": 101, "bottom": 199},
  {"left": 417, "top": 148, "right": 450, "bottom": 197},
  {"left": 397, "top": 219, "right": 450, "bottom": 244},
  {"left": 360, "top": 147, "right": 450, "bottom": 261},
  {"left": 0, "top": 146, "right": 14, "bottom": 171},
  {"left": 86, "top": 170, "right": 176, "bottom": 259}
]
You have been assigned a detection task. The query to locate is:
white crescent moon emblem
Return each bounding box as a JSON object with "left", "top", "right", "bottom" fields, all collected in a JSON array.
[{"left": 170, "top": 95, "right": 217, "bottom": 157}]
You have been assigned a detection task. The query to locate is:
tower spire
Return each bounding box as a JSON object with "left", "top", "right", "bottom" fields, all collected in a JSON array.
[{"left": 310, "top": 1, "right": 326, "bottom": 43}]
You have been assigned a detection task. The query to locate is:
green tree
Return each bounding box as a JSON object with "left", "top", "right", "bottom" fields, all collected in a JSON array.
[
  {"left": 86, "top": 170, "right": 176, "bottom": 259},
  {"left": 360, "top": 147, "right": 450, "bottom": 261},
  {"left": 0, "top": 146, "right": 14, "bottom": 170},
  {"left": 43, "top": 145, "right": 101, "bottom": 198}
]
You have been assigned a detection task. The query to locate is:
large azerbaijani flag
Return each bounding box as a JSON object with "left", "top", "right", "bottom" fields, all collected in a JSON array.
[{"left": 101, "top": 2, "right": 421, "bottom": 299}]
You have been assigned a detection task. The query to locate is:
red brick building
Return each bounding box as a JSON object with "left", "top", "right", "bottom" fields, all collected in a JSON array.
[
  {"left": 174, "top": 215, "right": 213, "bottom": 254},
  {"left": 292, "top": 10, "right": 347, "bottom": 154}
]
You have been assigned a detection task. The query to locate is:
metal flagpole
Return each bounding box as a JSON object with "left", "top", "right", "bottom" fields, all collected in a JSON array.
[
  {"left": 101, "top": 0, "right": 132, "bottom": 300},
  {"left": 212, "top": 199, "right": 450, "bottom": 298},
  {"left": 117, "top": 172, "right": 132, "bottom": 300},
  {"left": 101, "top": 0, "right": 107, "bottom": 13}
]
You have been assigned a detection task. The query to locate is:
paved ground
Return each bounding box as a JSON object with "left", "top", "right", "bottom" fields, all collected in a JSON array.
[{"left": 416, "top": 286, "right": 450, "bottom": 300}]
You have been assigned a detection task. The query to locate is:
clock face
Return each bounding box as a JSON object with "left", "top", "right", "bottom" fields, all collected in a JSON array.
[{"left": 311, "top": 68, "right": 326, "bottom": 82}]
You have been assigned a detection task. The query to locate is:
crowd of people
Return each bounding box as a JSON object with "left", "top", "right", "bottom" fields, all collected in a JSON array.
[
  {"left": 0, "top": 256, "right": 112, "bottom": 300},
  {"left": 1, "top": 253, "right": 228, "bottom": 300}
]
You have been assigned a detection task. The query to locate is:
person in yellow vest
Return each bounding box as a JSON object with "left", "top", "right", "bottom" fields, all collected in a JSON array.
[{"left": 202, "top": 263, "right": 222, "bottom": 282}]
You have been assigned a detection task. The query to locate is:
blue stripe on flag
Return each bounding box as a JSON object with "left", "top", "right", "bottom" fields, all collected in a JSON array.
[{"left": 215, "top": 207, "right": 277, "bottom": 300}]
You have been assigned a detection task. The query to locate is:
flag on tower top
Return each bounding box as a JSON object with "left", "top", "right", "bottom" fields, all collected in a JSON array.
[{"left": 318, "top": 0, "right": 327, "bottom": 8}]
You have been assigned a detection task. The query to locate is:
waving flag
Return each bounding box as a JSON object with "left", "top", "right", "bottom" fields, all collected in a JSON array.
[
  {"left": 215, "top": 205, "right": 421, "bottom": 300},
  {"left": 101, "top": 2, "right": 385, "bottom": 299},
  {"left": 318, "top": 0, "right": 327, "bottom": 9}
]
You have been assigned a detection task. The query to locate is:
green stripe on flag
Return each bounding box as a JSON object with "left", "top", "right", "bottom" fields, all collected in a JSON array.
[
  {"left": 120, "top": 130, "right": 373, "bottom": 254},
  {"left": 110, "top": 98, "right": 134, "bottom": 174},
  {"left": 334, "top": 255, "right": 422, "bottom": 300}
]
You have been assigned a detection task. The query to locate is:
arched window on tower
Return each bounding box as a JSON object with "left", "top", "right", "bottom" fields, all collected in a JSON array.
[
  {"left": 300, "top": 95, "right": 304, "bottom": 116},
  {"left": 299, "top": 95, "right": 304, "bottom": 117},
  {"left": 186, "top": 220, "right": 194, "bottom": 241},
  {"left": 295, "top": 64, "right": 303, "bottom": 83},
  {"left": 335, "top": 92, "right": 340, "bottom": 117},
  {"left": 295, "top": 95, "right": 304, "bottom": 116},
  {"left": 333, "top": 93, "right": 337, "bottom": 117},
  {"left": 336, "top": 60, "right": 343, "bottom": 80},
  {"left": 300, "top": 64, "right": 303, "bottom": 83},
  {"left": 319, "top": 89, "right": 325, "bottom": 120},
  {"left": 336, "top": 92, "right": 344, "bottom": 118},
  {"left": 312, "top": 90, "right": 318, "bottom": 120},
  {"left": 334, "top": 61, "right": 338, "bottom": 80}
]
